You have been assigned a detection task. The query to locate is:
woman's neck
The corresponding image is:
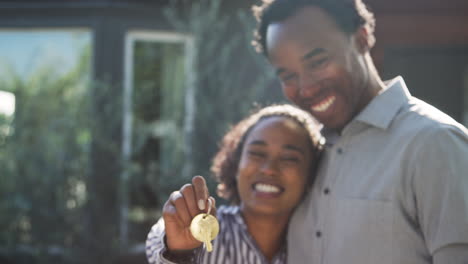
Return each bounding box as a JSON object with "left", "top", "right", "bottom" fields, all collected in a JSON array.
[{"left": 241, "top": 210, "right": 290, "bottom": 262}]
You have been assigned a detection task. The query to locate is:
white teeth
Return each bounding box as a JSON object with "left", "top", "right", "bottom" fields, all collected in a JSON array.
[
  {"left": 254, "top": 183, "right": 280, "bottom": 193},
  {"left": 311, "top": 96, "right": 336, "bottom": 112}
]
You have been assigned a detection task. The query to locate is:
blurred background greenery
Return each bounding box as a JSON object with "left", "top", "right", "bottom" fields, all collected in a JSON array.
[{"left": 0, "top": 0, "right": 282, "bottom": 263}]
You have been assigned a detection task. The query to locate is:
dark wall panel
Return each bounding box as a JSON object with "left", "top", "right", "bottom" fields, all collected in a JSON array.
[{"left": 383, "top": 47, "right": 468, "bottom": 121}]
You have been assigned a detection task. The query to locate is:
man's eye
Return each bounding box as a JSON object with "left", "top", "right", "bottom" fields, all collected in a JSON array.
[
  {"left": 248, "top": 151, "right": 265, "bottom": 158},
  {"left": 307, "top": 57, "right": 328, "bottom": 70}
]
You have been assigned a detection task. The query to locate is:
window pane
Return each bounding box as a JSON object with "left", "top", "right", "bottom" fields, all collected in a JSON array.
[
  {"left": 124, "top": 32, "right": 192, "bottom": 243},
  {"left": 0, "top": 30, "right": 91, "bottom": 79},
  {"left": 0, "top": 29, "right": 92, "bottom": 250},
  {"left": 133, "top": 40, "right": 186, "bottom": 172}
]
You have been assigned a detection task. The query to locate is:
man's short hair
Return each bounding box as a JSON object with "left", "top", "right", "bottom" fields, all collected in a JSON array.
[{"left": 252, "top": 0, "right": 376, "bottom": 56}]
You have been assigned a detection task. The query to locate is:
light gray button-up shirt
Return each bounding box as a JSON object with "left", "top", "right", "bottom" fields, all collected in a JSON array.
[{"left": 288, "top": 77, "right": 468, "bottom": 264}]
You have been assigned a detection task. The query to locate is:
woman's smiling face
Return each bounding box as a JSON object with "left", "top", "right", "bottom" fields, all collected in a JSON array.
[{"left": 236, "top": 116, "right": 313, "bottom": 217}]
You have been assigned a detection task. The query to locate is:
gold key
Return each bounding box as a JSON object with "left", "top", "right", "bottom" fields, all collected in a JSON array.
[{"left": 190, "top": 200, "right": 219, "bottom": 252}]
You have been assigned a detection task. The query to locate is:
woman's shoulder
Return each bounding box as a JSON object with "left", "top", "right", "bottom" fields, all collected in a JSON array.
[
  {"left": 216, "top": 205, "right": 244, "bottom": 226},
  {"left": 216, "top": 205, "right": 240, "bottom": 219}
]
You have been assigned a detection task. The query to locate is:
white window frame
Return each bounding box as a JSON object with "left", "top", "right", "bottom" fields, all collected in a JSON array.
[
  {"left": 464, "top": 67, "right": 468, "bottom": 127},
  {"left": 121, "top": 30, "right": 195, "bottom": 245}
]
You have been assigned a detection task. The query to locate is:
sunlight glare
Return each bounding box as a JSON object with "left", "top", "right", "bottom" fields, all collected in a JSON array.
[{"left": 0, "top": 90, "right": 15, "bottom": 116}]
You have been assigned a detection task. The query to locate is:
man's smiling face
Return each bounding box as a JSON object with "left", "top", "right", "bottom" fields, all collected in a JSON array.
[{"left": 266, "top": 6, "right": 374, "bottom": 130}]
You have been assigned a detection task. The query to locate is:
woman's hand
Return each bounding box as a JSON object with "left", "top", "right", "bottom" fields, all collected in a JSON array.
[{"left": 162, "top": 175, "right": 217, "bottom": 251}]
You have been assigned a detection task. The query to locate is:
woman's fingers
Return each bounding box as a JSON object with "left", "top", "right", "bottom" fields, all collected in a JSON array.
[
  {"left": 192, "top": 175, "right": 209, "bottom": 211},
  {"left": 167, "top": 190, "right": 191, "bottom": 225},
  {"left": 180, "top": 183, "right": 199, "bottom": 218}
]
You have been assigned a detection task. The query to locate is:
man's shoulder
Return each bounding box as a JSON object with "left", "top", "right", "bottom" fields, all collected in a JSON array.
[
  {"left": 389, "top": 96, "right": 468, "bottom": 159},
  {"left": 395, "top": 96, "right": 467, "bottom": 136},
  {"left": 376, "top": 95, "right": 467, "bottom": 159}
]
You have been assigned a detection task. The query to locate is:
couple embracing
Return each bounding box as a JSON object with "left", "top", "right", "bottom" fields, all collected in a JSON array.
[{"left": 146, "top": 0, "right": 468, "bottom": 263}]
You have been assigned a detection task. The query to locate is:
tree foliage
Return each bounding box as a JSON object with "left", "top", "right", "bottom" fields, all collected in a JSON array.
[
  {"left": 0, "top": 45, "right": 92, "bottom": 263},
  {"left": 0, "top": 0, "right": 282, "bottom": 263}
]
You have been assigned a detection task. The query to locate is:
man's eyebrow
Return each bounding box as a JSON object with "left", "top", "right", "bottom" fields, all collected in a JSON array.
[
  {"left": 284, "top": 144, "right": 305, "bottom": 155},
  {"left": 301, "top": 48, "right": 326, "bottom": 61},
  {"left": 248, "top": 140, "right": 266, "bottom": 146}
]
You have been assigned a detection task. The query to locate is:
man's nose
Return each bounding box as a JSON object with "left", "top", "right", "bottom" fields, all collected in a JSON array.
[{"left": 299, "top": 78, "right": 321, "bottom": 98}]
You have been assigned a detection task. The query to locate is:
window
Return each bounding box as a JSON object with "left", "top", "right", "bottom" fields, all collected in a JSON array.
[
  {"left": 122, "top": 30, "right": 195, "bottom": 242},
  {"left": 0, "top": 29, "right": 92, "bottom": 247},
  {"left": 0, "top": 29, "right": 91, "bottom": 80}
]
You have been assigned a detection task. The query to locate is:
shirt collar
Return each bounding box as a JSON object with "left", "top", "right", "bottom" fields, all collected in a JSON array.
[
  {"left": 224, "top": 205, "right": 247, "bottom": 228},
  {"left": 353, "top": 76, "right": 411, "bottom": 130}
]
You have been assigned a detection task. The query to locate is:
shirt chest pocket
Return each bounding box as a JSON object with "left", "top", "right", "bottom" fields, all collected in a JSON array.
[{"left": 325, "top": 198, "right": 394, "bottom": 264}]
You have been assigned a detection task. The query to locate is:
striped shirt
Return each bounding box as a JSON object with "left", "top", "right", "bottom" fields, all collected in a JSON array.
[{"left": 146, "top": 205, "right": 287, "bottom": 264}]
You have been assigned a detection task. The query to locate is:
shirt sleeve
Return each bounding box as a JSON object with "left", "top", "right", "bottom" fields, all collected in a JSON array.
[
  {"left": 145, "top": 218, "right": 201, "bottom": 264},
  {"left": 410, "top": 124, "right": 468, "bottom": 262}
]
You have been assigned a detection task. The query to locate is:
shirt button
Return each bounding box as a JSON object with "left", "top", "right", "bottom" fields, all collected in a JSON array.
[
  {"left": 316, "top": 231, "right": 322, "bottom": 238},
  {"left": 337, "top": 148, "right": 343, "bottom": 154},
  {"left": 324, "top": 188, "right": 330, "bottom": 195}
]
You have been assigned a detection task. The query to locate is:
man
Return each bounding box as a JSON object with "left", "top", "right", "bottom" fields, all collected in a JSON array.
[{"left": 252, "top": 0, "right": 468, "bottom": 263}]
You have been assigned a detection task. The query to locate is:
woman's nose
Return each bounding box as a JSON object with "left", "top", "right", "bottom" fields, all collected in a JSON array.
[{"left": 260, "top": 159, "right": 279, "bottom": 176}]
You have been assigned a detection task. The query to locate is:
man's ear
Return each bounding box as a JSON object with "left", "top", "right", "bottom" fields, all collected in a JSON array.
[{"left": 354, "top": 27, "right": 371, "bottom": 54}]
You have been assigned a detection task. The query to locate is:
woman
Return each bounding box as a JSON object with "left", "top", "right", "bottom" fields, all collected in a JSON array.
[{"left": 146, "top": 104, "right": 324, "bottom": 263}]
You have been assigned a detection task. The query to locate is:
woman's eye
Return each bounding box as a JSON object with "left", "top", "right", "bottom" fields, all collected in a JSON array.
[
  {"left": 280, "top": 73, "right": 297, "bottom": 83},
  {"left": 281, "top": 156, "right": 300, "bottom": 163}
]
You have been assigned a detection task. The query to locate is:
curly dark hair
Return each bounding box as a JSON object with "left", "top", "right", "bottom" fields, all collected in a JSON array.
[
  {"left": 210, "top": 104, "right": 324, "bottom": 205},
  {"left": 252, "top": 0, "right": 376, "bottom": 56}
]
